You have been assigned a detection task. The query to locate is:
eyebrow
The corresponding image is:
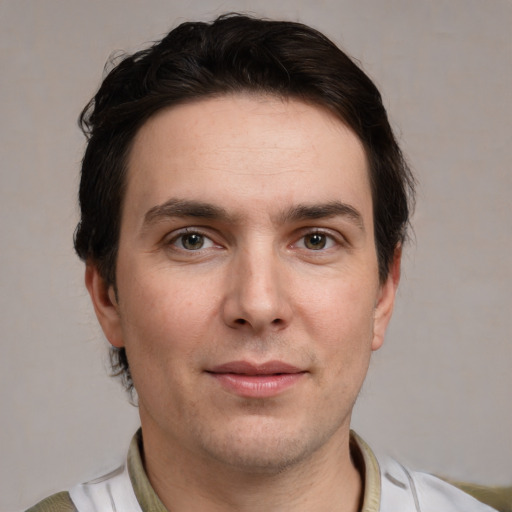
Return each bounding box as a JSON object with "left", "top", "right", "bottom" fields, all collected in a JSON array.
[
  {"left": 142, "top": 198, "right": 364, "bottom": 231},
  {"left": 143, "top": 199, "right": 234, "bottom": 227},
  {"left": 280, "top": 201, "right": 365, "bottom": 231}
]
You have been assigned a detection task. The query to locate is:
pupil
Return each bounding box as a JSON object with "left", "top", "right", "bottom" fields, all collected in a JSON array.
[
  {"left": 183, "top": 234, "right": 203, "bottom": 249},
  {"left": 306, "top": 234, "right": 326, "bottom": 250}
]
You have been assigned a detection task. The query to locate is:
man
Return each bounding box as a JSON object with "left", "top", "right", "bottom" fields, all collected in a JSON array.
[{"left": 28, "top": 14, "right": 497, "bottom": 512}]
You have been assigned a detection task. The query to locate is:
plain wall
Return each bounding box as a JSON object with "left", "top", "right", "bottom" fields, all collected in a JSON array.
[{"left": 1, "top": 0, "right": 510, "bottom": 509}]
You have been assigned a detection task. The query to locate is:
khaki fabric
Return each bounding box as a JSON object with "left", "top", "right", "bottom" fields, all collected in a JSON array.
[
  {"left": 26, "top": 491, "right": 77, "bottom": 512},
  {"left": 127, "top": 430, "right": 168, "bottom": 511},
  {"left": 351, "top": 431, "right": 381, "bottom": 512}
]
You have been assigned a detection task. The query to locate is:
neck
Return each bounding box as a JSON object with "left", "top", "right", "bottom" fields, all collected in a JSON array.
[{"left": 140, "top": 423, "right": 363, "bottom": 512}]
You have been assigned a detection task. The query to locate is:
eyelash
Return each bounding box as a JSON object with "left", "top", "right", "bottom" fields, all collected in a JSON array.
[
  {"left": 292, "top": 229, "right": 340, "bottom": 251},
  {"left": 166, "top": 229, "right": 217, "bottom": 251},
  {"left": 165, "top": 227, "right": 341, "bottom": 253}
]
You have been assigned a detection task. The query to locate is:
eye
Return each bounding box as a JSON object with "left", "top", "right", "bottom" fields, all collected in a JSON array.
[
  {"left": 296, "top": 232, "right": 337, "bottom": 251},
  {"left": 170, "top": 231, "right": 216, "bottom": 251}
]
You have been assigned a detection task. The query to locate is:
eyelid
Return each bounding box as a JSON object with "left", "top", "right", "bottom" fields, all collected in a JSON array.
[
  {"left": 296, "top": 226, "right": 343, "bottom": 242},
  {"left": 164, "top": 227, "right": 220, "bottom": 251}
]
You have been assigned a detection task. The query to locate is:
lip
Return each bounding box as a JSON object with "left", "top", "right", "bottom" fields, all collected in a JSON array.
[{"left": 206, "top": 360, "right": 306, "bottom": 398}]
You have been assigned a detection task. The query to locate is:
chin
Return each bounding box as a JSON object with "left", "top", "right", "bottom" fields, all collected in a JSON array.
[
  {"left": 207, "top": 443, "right": 310, "bottom": 475},
  {"left": 196, "top": 418, "right": 337, "bottom": 474}
]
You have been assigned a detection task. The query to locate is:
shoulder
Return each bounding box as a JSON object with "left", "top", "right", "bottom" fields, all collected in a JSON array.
[
  {"left": 25, "top": 491, "right": 77, "bottom": 512},
  {"left": 412, "top": 471, "right": 499, "bottom": 511},
  {"left": 379, "top": 456, "right": 498, "bottom": 511}
]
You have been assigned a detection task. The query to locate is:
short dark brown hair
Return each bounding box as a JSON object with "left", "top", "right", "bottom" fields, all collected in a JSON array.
[{"left": 74, "top": 13, "right": 415, "bottom": 392}]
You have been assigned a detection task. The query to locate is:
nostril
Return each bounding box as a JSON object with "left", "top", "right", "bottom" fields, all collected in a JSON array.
[
  {"left": 235, "top": 318, "right": 247, "bottom": 325},
  {"left": 271, "top": 318, "right": 283, "bottom": 325}
]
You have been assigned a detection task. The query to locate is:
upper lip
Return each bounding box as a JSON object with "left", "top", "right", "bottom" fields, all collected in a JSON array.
[{"left": 208, "top": 361, "right": 304, "bottom": 375}]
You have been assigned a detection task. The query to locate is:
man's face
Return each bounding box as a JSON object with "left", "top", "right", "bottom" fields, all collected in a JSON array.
[{"left": 88, "top": 94, "right": 398, "bottom": 472}]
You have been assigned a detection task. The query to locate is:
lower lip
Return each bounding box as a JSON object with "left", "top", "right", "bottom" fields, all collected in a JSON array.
[{"left": 209, "top": 372, "right": 305, "bottom": 398}]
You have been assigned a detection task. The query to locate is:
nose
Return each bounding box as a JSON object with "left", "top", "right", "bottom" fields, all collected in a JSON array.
[{"left": 222, "top": 245, "right": 292, "bottom": 333}]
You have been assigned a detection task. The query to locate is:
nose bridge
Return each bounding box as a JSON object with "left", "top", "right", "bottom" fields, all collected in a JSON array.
[{"left": 223, "top": 236, "right": 290, "bottom": 331}]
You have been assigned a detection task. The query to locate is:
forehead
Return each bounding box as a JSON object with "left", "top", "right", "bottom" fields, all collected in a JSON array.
[{"left": 125, "top": 94, "right": 371, "bottom": 226}]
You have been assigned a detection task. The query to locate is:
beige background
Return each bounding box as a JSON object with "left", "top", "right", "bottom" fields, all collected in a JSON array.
[{"left": 1, "top": 0, "right": 511, "bottom": 510}]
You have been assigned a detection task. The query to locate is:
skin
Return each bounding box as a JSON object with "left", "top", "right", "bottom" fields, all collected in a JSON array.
[{"left": 87, "top": 94, "right": 400, "bottom": 511}]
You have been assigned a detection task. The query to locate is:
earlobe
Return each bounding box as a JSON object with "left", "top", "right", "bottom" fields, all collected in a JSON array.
[
  {"left": 371, "top": 246, "right": 402, "bottom": 351},
  {"left": 85, "top": 264, "right": 125, "bottom": 348}
]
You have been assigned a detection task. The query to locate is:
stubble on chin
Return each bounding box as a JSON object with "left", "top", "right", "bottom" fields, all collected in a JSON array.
[{"left": 187, "top": 407, "right": 350, "bottom": 477}]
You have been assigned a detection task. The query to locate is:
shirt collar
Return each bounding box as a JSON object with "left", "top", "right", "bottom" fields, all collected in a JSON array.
[
  {"left": 127, "top": 429, "right": 381, "bottom": 512},
  {"left": 350, "top": 430, "right": 382, "bottom": 512},
  {"left": 127, "top": 430, "right": 168, "bottom": 512}
]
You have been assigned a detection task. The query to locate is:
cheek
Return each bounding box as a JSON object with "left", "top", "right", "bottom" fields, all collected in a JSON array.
[
  {"left": 117, "top": 272, "right": 220, "bottom": 371},
  {"left": 122, "top": 262, "right": 217, "bottom": 325},
  {"left": 298, "top": 276, "right": 377, "bottom": 343},
  {"left": 296, "top": 275, "right": 377, "bottom": 388}
]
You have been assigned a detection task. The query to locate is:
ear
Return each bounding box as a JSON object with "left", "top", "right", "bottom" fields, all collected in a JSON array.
[
  {"left": 371, "top": 246, "right": 401, "bottom": 351},
  {"left": 85, "top": 264, "right": 124, "bottom": 348}
]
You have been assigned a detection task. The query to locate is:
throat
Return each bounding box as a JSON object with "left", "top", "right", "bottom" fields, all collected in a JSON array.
[{"left": 139, "top": 424, "right": 364, "bottom": 512}]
